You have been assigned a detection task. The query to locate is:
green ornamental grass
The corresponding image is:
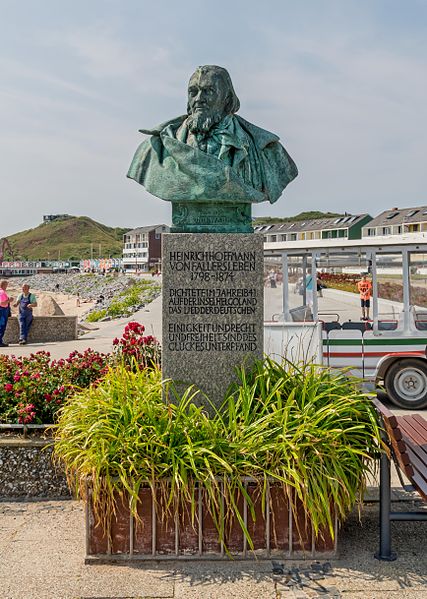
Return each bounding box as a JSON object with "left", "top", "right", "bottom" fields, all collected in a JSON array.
[{"left": 53, "top": 358, "right": 382, "bottom": 551}]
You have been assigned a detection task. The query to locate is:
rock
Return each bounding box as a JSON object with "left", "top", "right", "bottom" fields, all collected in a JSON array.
[{"left": 34, "top": 296, "right": 65, "bottom": 316}]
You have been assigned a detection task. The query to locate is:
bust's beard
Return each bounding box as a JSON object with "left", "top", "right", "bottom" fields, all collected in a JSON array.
[{"left": 187, "top": 110, "right": 224, "bottom": 134}]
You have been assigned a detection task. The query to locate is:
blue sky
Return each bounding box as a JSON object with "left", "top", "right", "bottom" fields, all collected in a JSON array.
[{"left": 1, "top": 0, "right": 427, "bottom": 237}]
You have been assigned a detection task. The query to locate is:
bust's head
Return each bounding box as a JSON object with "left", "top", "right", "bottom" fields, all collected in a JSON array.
[{"left": 187, "top": 65, "right": 240, "bottom": 133}]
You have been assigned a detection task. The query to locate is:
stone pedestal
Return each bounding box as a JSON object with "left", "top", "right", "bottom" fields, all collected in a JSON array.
[{"left": 162, "top": 233, "right": 264, "bottom": 408}]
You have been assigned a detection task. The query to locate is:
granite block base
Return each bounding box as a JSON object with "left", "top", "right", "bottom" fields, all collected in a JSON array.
[{"left": 162, "top": 233, "right": 264, "bottom": 409}]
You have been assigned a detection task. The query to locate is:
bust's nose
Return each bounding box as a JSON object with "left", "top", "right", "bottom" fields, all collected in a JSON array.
[{"left": 194, "top": 88, "right": 207, "bottom": 102}]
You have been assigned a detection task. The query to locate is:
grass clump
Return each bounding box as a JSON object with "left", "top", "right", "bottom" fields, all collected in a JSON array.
[
  {"left": 86, "top": 309, "right": 107, "bottom": 322},
  {"left": 53, "top": 358, "right": 382, "bottom": 551},
  {"left": 105, "top": 280, "right": 161, "bottom": 318}
]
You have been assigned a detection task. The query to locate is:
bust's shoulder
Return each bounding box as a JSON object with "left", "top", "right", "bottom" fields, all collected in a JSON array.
[
  {"left": 138, "top": 115, "right": 187, "bottom": 136},
  {"left": 234, "top": 115, "right": 280, "bottom": 149}
]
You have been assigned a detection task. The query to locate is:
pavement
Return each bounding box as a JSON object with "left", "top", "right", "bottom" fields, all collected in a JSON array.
[
  {"left": 1, "top": 286, "right": 427, "bottom": 598},
  {"left": 1, "top": 496, "right": 427, "bottom": 598}
]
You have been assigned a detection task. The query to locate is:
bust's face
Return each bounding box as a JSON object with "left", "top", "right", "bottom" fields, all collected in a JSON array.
[{"left": 187, "top": 71, "right": 227, "bottom": 120}]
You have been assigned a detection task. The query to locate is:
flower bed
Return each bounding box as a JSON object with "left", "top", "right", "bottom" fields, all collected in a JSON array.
[
  {"left": 320, "top": 273, "right": 427, "bottom": 307},
  {"left": 0, "top": 322, "right": 160, "bottom": 424}
]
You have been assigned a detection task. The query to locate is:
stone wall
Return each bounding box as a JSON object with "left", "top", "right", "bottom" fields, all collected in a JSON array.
[
  {"left": 0, "top": 437, "right": 71, "bottom": 498},
  {"left": 4, "top": 316, "right": 77, "bottom": 344}
]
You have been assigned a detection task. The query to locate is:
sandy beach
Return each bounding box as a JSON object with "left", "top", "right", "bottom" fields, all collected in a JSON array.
[{"left": 6, "top": 283, "right": 95, "bottom": 320}]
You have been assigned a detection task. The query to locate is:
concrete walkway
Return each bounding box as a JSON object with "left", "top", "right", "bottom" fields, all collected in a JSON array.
[
  {"left": 1, "top": 287, "right": 427, "bottom": 597},
  {"left": 1, "top": 497, "right": 427, "bottom": 598},
  {"left": 0, "top": 294, "right": 163, "bottom": 360}
]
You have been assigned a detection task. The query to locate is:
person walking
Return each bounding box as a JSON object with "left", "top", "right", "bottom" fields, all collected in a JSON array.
[
  {"left": 305, "top": 273, "right": 315, "bottom": 308},
  {"left": 14, "top": 284, "right": 37, "bottom": 345},
  {"left": 268, "top": 270, "right": 277, "bottom": 288},
  {"left": 357, "top": 274, "right": 372, "bottom": 321},
  {"left": 0, "top": 279, "right": 11, "bottom": 347}
]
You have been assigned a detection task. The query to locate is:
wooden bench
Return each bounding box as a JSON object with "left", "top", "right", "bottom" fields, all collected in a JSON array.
[{"left": 373, "top": 399, "right": 427, "bottom": 560}]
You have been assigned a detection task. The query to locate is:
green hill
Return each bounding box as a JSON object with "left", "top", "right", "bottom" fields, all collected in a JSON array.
[
  {"left": 7, "top": 216, "right": 130, "bottom": 261},
  {"left": 254, "top": 211, "right": 345, "bottom": 225}
]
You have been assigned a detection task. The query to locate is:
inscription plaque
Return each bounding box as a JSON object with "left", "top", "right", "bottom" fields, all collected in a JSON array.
[{"left": 163, "top": 233, "right": 264, "bottom": 408}]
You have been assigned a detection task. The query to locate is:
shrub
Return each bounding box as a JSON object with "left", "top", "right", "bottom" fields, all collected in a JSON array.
[
  {"left": 0, "top": 322, "right": 160, "bottom": 424},
  {"left": 0, "top": 348, "right": 109, "bottom": 424},
  {"left": 86, "top": 309, "right": 107, "bottom": 322},
  {"left": 53, "top": 358, "right": 382, "bottom": 551},
  {"left": 112, "top": 321, "right": 161, "bottom": 369}
]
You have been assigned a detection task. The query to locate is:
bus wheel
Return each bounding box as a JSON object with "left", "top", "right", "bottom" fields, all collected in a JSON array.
[{"left": 385, "top": 359, "right": 427, "bottom": 410}]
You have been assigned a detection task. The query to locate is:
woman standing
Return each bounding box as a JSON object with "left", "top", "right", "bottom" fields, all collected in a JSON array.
[{"left": 0, "top": 279, "right": 11, "bottom": 347}]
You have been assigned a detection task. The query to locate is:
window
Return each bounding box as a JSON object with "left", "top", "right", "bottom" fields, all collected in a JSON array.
[
  {"left": 288, "top": 233, "right": 297, "bottom": 241},
  {"left": 367, "top": 228, "right": 376, "bottom": 236},
  {"left": 382, "top": 227, "right": 391, "bottom": 235},
  {"left": 270, "top": 235, "right": 277, "bottom": 242},
  {"left": 406, "top": 210, "right": 419, "bottom": 217},
  {"left": 386, "top": 212, "right": 399, "bottom": 219}
]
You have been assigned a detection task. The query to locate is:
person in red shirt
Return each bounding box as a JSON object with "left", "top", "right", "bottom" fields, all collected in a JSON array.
[
  {"left": 357, "top": 274, "right": 372, "bottom": 321},
  {"left": 0, "top": 279, "right": 11, "bottom": 347}
]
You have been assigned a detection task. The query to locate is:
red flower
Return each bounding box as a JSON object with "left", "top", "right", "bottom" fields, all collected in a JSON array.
[{"left": 4, "top": 383, "right": 13, "bottom": 392}]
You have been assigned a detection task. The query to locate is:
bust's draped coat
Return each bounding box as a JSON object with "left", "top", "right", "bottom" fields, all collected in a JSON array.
[{"left": 127, "top": 114, "right": 298, "bottom": 204}]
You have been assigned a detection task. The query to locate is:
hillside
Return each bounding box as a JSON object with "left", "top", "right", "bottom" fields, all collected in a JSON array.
[
  {"left": 6, "top": 216, "right": 130, "bottom": 261},
  {"left": 254, "top": 211, "right": 345, "bottom": 225}
]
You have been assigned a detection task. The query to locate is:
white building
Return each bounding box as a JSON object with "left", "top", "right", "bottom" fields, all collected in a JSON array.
[
  {"left": 362, "top": 206, "right": 427, "bottom": 240},
  {"left": 122, "top": 224, "right": 169, "bottom": 272}
]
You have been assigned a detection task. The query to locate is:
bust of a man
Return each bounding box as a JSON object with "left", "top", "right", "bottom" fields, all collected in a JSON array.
[{"left": 127, "top": 65, "right": 298, "bottom": 232}]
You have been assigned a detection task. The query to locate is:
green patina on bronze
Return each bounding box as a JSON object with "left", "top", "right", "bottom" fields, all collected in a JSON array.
[{"left": 127, "top": 65, "right": 298, "bottom": 233}]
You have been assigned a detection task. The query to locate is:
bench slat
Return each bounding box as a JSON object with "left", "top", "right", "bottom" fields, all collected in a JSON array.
[
  {"left": 373, "top": 400, "right": 414, "bottom": 479},
  {"left": 403, "top": 438, "right": 427, "bottom": 477},
  {"left": 412, "top": 414, "right": 427, "bottom": 436},
  {"left": 401, "top": 415, "right": 427, "bottom": 443},
  {"left": 372, "top": 399, "right": 398, "bottom": 427},
  {"left": 406, "top": 445, "right": 427, "bottom": 487},
  {"left": 410, "top": 472, "right": 427, "bottom": 502},
  {"left": 399, "top": 419, "right": 427, "bottom": 458}
]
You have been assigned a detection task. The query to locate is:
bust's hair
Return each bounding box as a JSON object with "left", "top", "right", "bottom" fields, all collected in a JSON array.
[{"left": 187, "top": 65, "right": 240, "bottom": 115}]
